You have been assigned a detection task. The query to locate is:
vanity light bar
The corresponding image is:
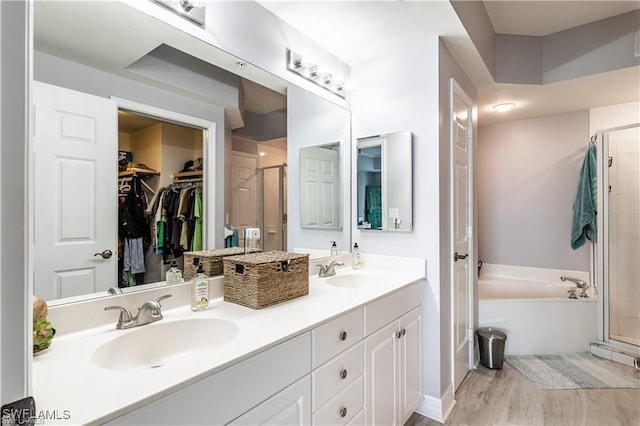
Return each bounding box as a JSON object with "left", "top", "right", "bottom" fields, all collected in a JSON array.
[
  {"left": 286, "top": 48, "right": 346, "bottom": 99},
  {"left": 153, "top": 0, "right": 205, "bottom": 26}
]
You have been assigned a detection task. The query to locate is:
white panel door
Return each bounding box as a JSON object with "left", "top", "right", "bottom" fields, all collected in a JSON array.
[
  {"left": 300, "top": 146, "right": 339, "bottom": 228},
  {"left": 33, "top": 81, "right": 117, "bottom": 300},
  {"left": 451, "top": 80, "right": 473, "bottom": 390},
  {"left": 231, "top": 152, "right": 258, "bottom": 244}
]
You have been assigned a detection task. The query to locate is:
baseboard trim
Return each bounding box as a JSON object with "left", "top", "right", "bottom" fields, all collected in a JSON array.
[{"left": 415, "top": 384, "right": 456, "bottom": 423}]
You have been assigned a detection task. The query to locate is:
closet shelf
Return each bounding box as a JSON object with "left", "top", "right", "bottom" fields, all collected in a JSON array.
[
  {"left": 172, "top": 170, "right": 203, "bottom": 180},
  {"left": 119, "top": 167, "right": 160, "bottom": 178}
]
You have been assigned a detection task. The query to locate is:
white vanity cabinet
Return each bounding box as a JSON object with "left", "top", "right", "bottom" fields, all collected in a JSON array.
[
  {"left": 364, "top": 283, "right": 424, "bottom": 426},
  {"left": 229, "top": 375, "right": 312, "bottom": 425},
  {"left": 107, "top": 333, "right": 312, "bottom": 425},
  {"left": 104, "top": 281, "right": 424, "bottom": 426},
  {"left": 311, "top": 308, "right": 365, "bottom": 425}
]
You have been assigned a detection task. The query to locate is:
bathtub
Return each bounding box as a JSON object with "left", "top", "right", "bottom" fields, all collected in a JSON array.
[{"left": 478, "top": 264, "right": 597, "bottom": 355}]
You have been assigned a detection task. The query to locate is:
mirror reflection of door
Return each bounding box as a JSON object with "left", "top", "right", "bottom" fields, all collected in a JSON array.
[
  {"left": 33, "top": 82, "right": 118, "bottom": 301},
  {"left": 300, "top": 145, "right": 341, "bottom": 229}
]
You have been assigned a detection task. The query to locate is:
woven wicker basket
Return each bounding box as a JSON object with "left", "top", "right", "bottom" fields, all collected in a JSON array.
[
  {"left": 223, "top": 251, "right": 309, "bottom": 309},
  {"left": 183, "top": 247, "right": 261, "bottom": 280}
]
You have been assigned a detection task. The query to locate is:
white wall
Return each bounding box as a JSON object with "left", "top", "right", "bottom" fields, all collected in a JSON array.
[
  {"left": 478, "top": 110, "right": 591, "bottom": 272},
  {"left": 352, "top": 37, "right": 442, "bottom": 405}
]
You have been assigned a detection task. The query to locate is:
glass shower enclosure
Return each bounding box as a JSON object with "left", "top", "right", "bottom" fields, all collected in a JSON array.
[{"left": 597, "top": 124, "right": 640, "bottom": 355}]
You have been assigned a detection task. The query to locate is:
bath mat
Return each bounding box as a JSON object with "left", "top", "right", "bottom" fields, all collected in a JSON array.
[{"left": 505, "top": 353, "right": 640, "bottom": 390}]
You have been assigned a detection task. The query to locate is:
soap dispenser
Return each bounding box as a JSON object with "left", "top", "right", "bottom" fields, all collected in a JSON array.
[
  {"left": 330, "top": 241, "right": 338, "bottom": 256},
  {"left": 191, "top": 258, "right": 210, "bottom": 311},
  {"left": 166, "top": 260, "right": 183, "bottom": 285},
  {"left": 352, "top": 243, "right": 364, "bottom": 269}
]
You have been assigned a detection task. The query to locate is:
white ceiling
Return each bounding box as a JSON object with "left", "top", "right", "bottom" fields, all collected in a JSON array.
[
  {"left": 484, "top": 0, "right": 640, "bottom": 36},
  {"left": 259, "top": 0, "right": 640, "bottom": 126}
]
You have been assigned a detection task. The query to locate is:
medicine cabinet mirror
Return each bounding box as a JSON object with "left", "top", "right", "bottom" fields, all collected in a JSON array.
[
  {"left": 356, "top": 131, "right": 413, "bottom": 231},
  {"left": 32, "top": 1, "right": 351, "bottom": 305}
]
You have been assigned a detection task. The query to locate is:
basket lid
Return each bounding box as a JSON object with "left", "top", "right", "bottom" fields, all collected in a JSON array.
[{"left": 224, "top": 250, "right": 309, "bottom": 265}]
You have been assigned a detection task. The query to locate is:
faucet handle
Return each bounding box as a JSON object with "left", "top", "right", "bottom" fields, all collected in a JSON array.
[
  {"left": 104, "top": 305, "right": 133, "bottom": 323},
  {"left": 155, "top": 294, "right": 172, "bottom": 306}
]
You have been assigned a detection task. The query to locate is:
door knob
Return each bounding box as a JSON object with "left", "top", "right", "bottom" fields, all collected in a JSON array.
[
  {"left": 453, "top": 252, "right": 468, "bottom": 262},
  {"left": 94, "top": 249, "right": 113, "bottom": 259}
]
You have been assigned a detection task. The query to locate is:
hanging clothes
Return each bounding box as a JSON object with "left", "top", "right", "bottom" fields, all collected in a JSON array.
[
  {"left": 147, "top": 182, "right": 203, "bottom": 258},
  {"left": 118, "top": 176, "right": 151, "bottom": 287}
]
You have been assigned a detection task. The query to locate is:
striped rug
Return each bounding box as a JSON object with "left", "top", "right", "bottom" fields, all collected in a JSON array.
[{"left": 505, "top": 353, "right": 640, "bottom": 390}]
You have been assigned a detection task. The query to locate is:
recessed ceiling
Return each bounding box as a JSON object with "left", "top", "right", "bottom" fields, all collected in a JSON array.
[
  {"left": 259, "top": 1, "right": 639, "bottom": 126},
  {"left": 484, "top": 0, "right": 640, "bottom": 36}
]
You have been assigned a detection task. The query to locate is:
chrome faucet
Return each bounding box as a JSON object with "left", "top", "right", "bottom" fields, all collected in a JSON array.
[
  {"left": 560, "top": 276, "right": 587, "bottom": 289},
  {"left": 105, "top": 294, "right": 172, "bottom": 330},
  {"left": 560, "top": 276, "right": 595, "bottom": 298},
  {"left": 317, "top": 260, "right": 344, "bottom": 277}
]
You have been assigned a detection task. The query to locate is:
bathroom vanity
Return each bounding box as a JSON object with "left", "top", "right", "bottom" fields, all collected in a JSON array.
[{"left": 32, "top": 255, "right": 425, "bottom": 425}]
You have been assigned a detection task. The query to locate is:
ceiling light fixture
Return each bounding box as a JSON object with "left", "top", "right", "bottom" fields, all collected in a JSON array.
[
  {"left": 153, "top": 0, "right": 205, "bottom": 26},
  {"left": 493, "top": 102, "right": 516, "bottom": 113},
  {"left": 286, "top": 48, "right": 346, "bottom": 99}
]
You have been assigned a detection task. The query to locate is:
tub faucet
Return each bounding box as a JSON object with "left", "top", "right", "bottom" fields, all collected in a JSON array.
[
  {"left": 317, "top": 260, "right": 344, "bottom": 277},
  {"left": 560, "top": 276, "right": 587, "bottom": 289}
]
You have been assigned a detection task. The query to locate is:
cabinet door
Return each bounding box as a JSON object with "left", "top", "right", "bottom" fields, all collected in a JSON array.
[
  {"left": 399, "top": 307, "right": 423, "bottom": 424},
  {"left": 229, "top": 375, "right": 311, "bottom": 426},
  {"left": 364, "top": 321, "right": 399, "bottom": 426}
]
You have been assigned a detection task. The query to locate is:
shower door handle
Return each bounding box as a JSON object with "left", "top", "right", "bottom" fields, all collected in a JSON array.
[{"left": 453, "top": 252, "right": 468, "bottom": 262}]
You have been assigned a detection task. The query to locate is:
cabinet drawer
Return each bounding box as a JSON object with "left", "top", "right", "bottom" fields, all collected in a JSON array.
[
  {"left": 312, "top": 341, "right": 364, "bottom": 410},
  {"left": 312, "top": 307, "right": 364, "bottom": 368},
  {"left": 365, "top": 281, "right": 423, "bottom": 336},
  {"left": 312, "top": 375, "right": 364, "bottom": 426}
]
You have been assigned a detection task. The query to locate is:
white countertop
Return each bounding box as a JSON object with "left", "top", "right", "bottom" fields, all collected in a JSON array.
[{"left": 32, "top": 255, "right": 425, "bottom": 425}]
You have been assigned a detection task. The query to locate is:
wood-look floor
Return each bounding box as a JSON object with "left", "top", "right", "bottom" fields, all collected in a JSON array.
[{"left": 406, "top": 360, "right": 640, "bottom": 426}]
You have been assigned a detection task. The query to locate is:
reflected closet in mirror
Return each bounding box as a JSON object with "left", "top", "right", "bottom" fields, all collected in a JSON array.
[{"left": 118, "top": 111, "right": 204, "bottom": 288}]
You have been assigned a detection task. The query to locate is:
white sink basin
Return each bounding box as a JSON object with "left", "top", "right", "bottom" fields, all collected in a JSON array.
[
  {"left": 326, "top": 273, "right": 388, "bottom": 289},
  {"left": 92, "top": 318, "right": 239, "bottom": 371}
]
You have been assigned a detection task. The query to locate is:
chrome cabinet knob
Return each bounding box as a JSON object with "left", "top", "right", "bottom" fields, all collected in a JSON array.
[
  {"left": 339, "top": 407, "right": 348, "bottom": 418},
  {"left": 94, "top": 249, "right": 113, "bottom": 259},
  {"left": 339, "top": 369, "right": 348, "bottom": 379},
  {"left": 339, "top": 330, "right": 347, "bottom": 341}
]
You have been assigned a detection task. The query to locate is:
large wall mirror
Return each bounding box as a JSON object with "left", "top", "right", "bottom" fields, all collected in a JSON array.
[
  {"left": 288, "top": 85, "right": 351, "bottom": 256},
  {"left": 32, "top": 1, "right": 351, "bottom": 305},
  {"left": 356, "top": 131, "right": 413, "bottom": 232}
]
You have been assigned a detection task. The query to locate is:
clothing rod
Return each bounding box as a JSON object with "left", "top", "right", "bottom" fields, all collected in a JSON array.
[
  {"left": 256, "top": 162, "right": 287, "bottom": 171},
  {"left": 171, "top": 178, "right": 203, "bottom": 185},
  {"left": 118, "top": 177, "right": 156, "bottom": 195}
]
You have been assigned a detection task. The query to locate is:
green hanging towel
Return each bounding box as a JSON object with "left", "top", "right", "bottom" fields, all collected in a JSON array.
[{"left": 571, "top": 144, "right": 597, "bottom": 249}]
